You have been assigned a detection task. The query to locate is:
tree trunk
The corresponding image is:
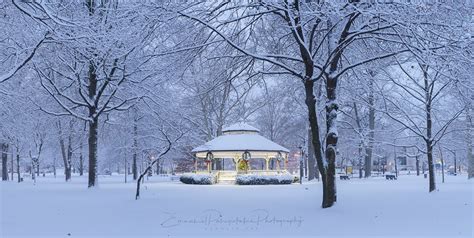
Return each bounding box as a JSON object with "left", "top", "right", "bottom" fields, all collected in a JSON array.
[
  {"left": 426, "top": 140, "right": 436, "bottom": 191},
  {"left": 1, "top": 143, "right": 8, "bottom": 181},
  {"left": 65, "top": 166, "right": 71, "bottom": 180},
  {"left": 136, "top": 157, "right": 159, "bottom": 200},
  {"left": 16, "top": 147, "right": 20, "bottom": 183},
  {"left": 320, "top": 12, "right": 357, "bottom": 207},
  {"left": 29, "top": 150, "right": 35, "bottom": 182},
  {"left": 53, "top": 156, "right": 56, "bottom": 178},
  {"left": 307, "top": 125, "right": 317, "bottom": 180},
  {"left": 467, "top": 105, "right": 473, "bottom": 179},
  {"left": 36, "top": 157, "right": 40, "bottom": 177},
  {"left": 358, "top": 146, "right": 363, "bottom": 179},
  {"left": 364, "top": 79, "right": 375, "bottom": 178},
  {"left": 352, "top": 102, "right": 365, "bottom": 178},
  {"left": 88, "top": 117, "right": 99, "bottom": 187},
  {"left": 11, "top": 149, "right": 14, "bottom": 180},
  {"left": 364, "top": 148, "right": 373, "bottom": 178},
  {"left": 424, "top": 65, "right": 436, "bottom": 192},
  {"left": 454, "top": 154, "right": 457, "bottom": 174},
  {"left": 304, "top": 80, "right": 328, "bottom": 207},
  {"left": 124, "top": 153, "right": 128, "bottom": 183},
  {"left": 87, "top": 57, "right": 98, "bottom": 187},
  {"left": 31, "top": 158, "right": 35, "bottom": 182},
  {"left": 303, "top": 147, "right": 308, "bottom": 177},
  {"left": 79, "top": 140, "right": 84, "bottom": 176},
  {"left": 132, "top": 119, "right": 138, "bottom": 180},
  {"left": 59, "top": 121, "right": 72, "bottom": 182},
  {"left": 66, "top": 130, "right": 73, "bottom": 180},
  {"left": 325, "top": 74, "right": 338, "bottom": 207}
]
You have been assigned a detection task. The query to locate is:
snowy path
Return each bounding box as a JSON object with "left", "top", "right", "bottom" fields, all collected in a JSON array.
[{"left": 1, "top": 175, "right": 472, "bottom": 238}]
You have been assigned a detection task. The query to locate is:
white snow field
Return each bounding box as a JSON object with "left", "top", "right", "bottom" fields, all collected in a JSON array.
[{"left": 1, "top": 174, "right": 472, "bottom": 238}]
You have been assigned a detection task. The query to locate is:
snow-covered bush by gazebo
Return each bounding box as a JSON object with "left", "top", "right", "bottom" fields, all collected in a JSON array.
[
  {"left": 179, "top": 173, "right": 217, "bottom": 185},
  {"left": 235, "top": 174, "right": 294, "bottom": 185}
]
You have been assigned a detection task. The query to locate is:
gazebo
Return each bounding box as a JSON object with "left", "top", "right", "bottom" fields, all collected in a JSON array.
[{"left": 191, "top": 123, "right": 290, "bottom": 183}]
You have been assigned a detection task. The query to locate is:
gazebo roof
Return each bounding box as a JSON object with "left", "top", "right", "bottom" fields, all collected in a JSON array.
[{"left": 191, "top": 123, "right": 289, "bottom": 154}]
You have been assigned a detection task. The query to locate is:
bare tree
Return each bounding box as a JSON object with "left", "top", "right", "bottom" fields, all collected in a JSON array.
[
  {"left": 382, "top": 58, "right": 464, "bottom": 192},
  {"left": 172, "top": 1, "right": 430, "bottom": 208},
  {"left": 14, "top": 0, "right": 164, "bottom": 187},
  {"left": 135, "top": 128, "right": 183, "bottom": 200},
  {"left": 1, "top": 143, "right": 8, "bottom": 181}
]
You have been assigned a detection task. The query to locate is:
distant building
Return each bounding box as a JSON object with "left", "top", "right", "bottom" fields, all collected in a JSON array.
[{"left": 381, "top": 155, "right": 419, "bottom": 172}]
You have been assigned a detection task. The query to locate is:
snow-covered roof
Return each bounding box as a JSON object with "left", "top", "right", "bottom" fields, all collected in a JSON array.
[
  {"left": 192, "top": 124, "right": 289, "bottom": 153},
  {"left": 222, "top": 123, "right": 260, "bottom": 133}
]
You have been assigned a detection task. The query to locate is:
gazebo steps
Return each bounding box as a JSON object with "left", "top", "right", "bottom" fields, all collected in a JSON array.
[
  {"left": 218, "top": 175, "right": 237, "bottom": 180},
  {"left": 217, "top": 178, "right": 236, "bottom": 184},
  {"left": 217, "top": 171, "right": 237, "bottom": 184},
  {"left": 218, "top": 180, "right": 236, "bottom": 184}
]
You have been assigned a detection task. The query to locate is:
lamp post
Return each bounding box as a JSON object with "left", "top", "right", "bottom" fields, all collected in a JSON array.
[
  {"left": 298, "top": 146, "right": 303, "bottom": 184},
  {"left": 415, "top": 155, "right": 420, "bottom": 176},
  {"left": 394, "top": 156, "right": 398, "bottom": 178},
  {"left": 454, "top": 152, "right": 457, "bottom": 174},
  {"left": 276, "top": 152, "right": 283, "bottom": 171},
  {"left": 193, "top": 156, "right": 197, "bottom": 173},
  {"left": 382, "top": 160, "right": 386, "bottom": 175}
]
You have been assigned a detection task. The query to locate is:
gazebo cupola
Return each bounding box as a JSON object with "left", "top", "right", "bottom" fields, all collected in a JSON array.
[{"left": 221, "top": 123, "right": 260, "bottom": 135}]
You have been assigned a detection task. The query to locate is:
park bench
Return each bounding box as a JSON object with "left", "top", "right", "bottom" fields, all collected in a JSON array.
[
  {"left": 340, "top": 175, "right": 350, "bottom": 180},
  {"left": 385, "top": 174, "right": 397, "bottom": 180}
]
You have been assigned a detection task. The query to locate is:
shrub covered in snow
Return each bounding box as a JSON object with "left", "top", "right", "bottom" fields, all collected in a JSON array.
[
  {"left": 236, "top": 174, "right": 293, "bottom": 185},
  {"left": 179, "top": 174, "right": 216, "bottom": 185}
]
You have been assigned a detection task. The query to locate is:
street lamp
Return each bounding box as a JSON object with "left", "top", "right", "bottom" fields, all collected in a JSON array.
[
  {"left": 297, "top": 147, "right": 304, "bottom": 184},
  {"left": 276, "top": 152, "right": 283, "bottom": 171}
]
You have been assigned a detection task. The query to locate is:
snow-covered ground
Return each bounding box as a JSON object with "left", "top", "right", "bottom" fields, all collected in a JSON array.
[{"left": 1, "top": 174, "right": 472, "bottom": 238}]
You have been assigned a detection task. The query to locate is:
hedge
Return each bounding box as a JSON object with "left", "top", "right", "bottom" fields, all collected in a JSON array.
[
  {"left": 236, "top": 174, "right": 293, "bottom": 185},
  {"left": 179, "top": 174, "right": 216, "bottom": 185}
]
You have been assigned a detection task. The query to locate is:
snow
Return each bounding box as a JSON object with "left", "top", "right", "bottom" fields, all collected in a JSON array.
[
  {"left": 192, "top": 133, "right": 290, "bottom": 153},
  {"left": 1, "top": 174, "right": 472, "bottom": 237}
]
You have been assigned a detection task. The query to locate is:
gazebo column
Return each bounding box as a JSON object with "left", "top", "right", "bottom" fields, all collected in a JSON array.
[
  {"left": 284, "top": 154, "right": 288, "bottom": 170},
  {"left": 265, "top": 156, "right": 270, "bottom": 171},
  {"left": 194, "top": 157, "right": 198, "bottom": 172},
  {"left": 233, "top": 155, "right": 239, "bottom": 171}
]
